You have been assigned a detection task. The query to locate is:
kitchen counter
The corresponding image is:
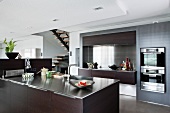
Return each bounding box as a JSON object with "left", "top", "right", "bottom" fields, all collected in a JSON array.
[
  {"left": 0, "top": 75, "right": 119, "bottom": 113},
  {"left": 5, "top": 75, "right": 119, "bottom": 99},
  {"left": 78, "top": 68, "right": 136, "bottom": 85},
  {"left": 79, "top": 67, "right": 136, "bottom": 72}
]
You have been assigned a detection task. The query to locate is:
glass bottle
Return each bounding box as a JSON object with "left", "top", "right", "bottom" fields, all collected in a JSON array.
[{"left": 126, "top": 57, "right": 129, "bottom": 71}]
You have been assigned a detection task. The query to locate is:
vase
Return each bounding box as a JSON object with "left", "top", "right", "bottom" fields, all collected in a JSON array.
[{"left": 5, "top": 52, "right": 19, "bottom": 59}]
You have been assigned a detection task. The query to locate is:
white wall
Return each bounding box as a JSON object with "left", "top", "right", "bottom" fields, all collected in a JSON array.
[
  {"left": 0, "top": 43, "right": 2, "bottom": 58},
  {"left": 69, "top": 31, "right": 81, "bottom": 75},
  {"left": 37, "top": 31, "right": 67, "bottom": 58},
  {"left": 69, "top": 31, "right": 80, "bottom": 64},
  {"left": 0, "top": 35, "right": 43, "bottom": 58}
]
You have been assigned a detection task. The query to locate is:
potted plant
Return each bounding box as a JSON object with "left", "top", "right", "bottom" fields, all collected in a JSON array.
[{"left": 0, "top": 38, "right": 19, "bottom": 59}]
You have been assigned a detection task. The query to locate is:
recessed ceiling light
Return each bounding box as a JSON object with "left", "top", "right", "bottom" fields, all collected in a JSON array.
[
  {"left": 26, "top": 26, "right": 33, "bottom": 29},
  {"left": 53, "top": 19, "right": 59, "bottom": 21},
  {"left": 152, "top": 21, "right": 159, "bottom": 24},
  {"left": 10, "top": 32, "right": 14, "bottom": 33},
  {"left": 94, "top": 7, "right": 103, "bottom": 11}
]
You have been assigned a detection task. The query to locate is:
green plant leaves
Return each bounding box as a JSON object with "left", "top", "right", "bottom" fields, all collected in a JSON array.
[
  {"left": 2, "top": 38, "right": 17, "bottom": 52},
  {"left": 5, "top": 47, "right": 9, "bottom": 52}
]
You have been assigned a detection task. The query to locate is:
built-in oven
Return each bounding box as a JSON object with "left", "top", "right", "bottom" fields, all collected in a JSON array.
[
  {"left": 140, "top": 47, "right": 166, "bottom": 93},
  {"left": 141, "top": 68, "right": 165, "bottom": 83},
  {"left": 140, "top": 47, "right": 165, "bottom": 67}
]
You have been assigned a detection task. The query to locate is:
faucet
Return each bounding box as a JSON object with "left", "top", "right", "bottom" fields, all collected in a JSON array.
[
  {"left": 25, "top": 58, "right": 31, "bottom": 72},
  {"left": 68, "top": 64, "right": 77, "bottom": 76}
]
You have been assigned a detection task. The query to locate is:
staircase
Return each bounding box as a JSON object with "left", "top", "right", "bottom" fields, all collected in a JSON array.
[
  {"left": 51, "top": 29, "right": 69, "bottom": 73},
  {"left": 51, "top": 29, "right": 69, "bottom": 51}
]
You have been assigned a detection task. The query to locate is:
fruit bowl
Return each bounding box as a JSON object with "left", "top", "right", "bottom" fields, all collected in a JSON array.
[{"left": 69, "top": 79, "right": 95, "bottom": 88}]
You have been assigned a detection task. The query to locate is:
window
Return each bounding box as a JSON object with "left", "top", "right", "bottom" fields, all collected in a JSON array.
[{"left": 93, "top": 46, "right": 114, "bottom": 68}]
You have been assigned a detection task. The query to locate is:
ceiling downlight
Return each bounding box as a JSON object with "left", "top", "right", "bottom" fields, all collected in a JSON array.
[
  {"left": 94, "top": 7, "right": 103, "bottom": 11},
  {"left": 53, "top": 19, "right": 59, "bottom": 21}
]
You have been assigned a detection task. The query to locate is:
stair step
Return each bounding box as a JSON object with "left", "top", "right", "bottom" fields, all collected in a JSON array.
[
  {"left": 55, "top": 30, "right": 65, "bottom": 34},
  {"left": 55, "top": 54, "right": 69, "bottom": 58},
  {"left": 53, "top": 58, "right": 63, "bottom": 60},
  {"left": 56, "top": 54, "right": 68, "bottom": 56},
  {"left": 53, "top": 62, "right": 59, "bottom": 65},
  {"left": 61, "top": 43, "right": 69, "bottom": 46},
  {"left": 56, "top": 55, "right": 69, "bottom": 58},
  {"left": 53, "top": 57, "right": 68, "bottom": 61},
  {"left": 52, "top": 61, "right": 59, "bottom": 63},
  {"left": 60, "top": 34, "right": 69, "bottom": 38},
  {"left": 63, "top": 40, "right": 69, "bottom": 42}
]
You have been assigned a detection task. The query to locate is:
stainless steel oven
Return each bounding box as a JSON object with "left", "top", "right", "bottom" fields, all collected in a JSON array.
[
  {"left": 141, "top": 67, "right": 165, "bottom": 81},
  {"left": 140, "top": 47, "right": 166, "bottom": 93},
  {"left": 141, "top": 47, "right": 165, "bottom": 67}
]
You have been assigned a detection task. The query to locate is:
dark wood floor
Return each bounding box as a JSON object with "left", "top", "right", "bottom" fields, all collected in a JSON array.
[{"left": 120, "top": 95, "right": 170, "bottom": 113}]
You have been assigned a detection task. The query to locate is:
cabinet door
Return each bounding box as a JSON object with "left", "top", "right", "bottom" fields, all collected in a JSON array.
[
  {"left": 27, "top": 86, "right": 51, "bottom": 113},
  {"left": 78, "top": 68, "right": 92, "bottom": 77},
  {"left": 10, "top": 81, "right": 27, "bottom": 113},
  {"left": 0, "top": 79, "right": 11, "bottom": 113},
  {"left": 51, "top": 92, "right": 83, "bottom": 113},
  {"left": 92, "top": 70, "right": 116, "bottom": 78},
  {"left": 115, "top": 71, "right": 136, "bottom": 84}
]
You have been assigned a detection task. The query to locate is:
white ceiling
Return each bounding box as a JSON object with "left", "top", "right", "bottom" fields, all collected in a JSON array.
[{"left": 0, "top": 0, "right": 169, "bottom": 40}]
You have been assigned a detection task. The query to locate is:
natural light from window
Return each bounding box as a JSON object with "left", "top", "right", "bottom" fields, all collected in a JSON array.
[{"left": 93, "top": 46, "right": 114, "bottom": 68}]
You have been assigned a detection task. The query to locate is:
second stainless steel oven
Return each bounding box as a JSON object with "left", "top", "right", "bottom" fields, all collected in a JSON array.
[{"left": 141, "top": 67, "right": 165, "bottom": 83}]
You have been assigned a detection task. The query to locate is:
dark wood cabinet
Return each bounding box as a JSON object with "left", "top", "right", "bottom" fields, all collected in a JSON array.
[
  {"left": 115, "top": 71, "right": 136, "bottom": 85},
  {"left": 78, "top": 68, "right": 92, "bottom": 77},
  {"left": 83, "top": 31, "right": 136, "bottom": 46},
  {"left": 0, "top": 79, "right": 11, "bottom": 113},
  {"left": 0, "top": 80, "right": 51, "bottom": 113},
  {"left": 51, "top": 93, "right": 83, "bottom": 113},
  {"left": 83, "top": 82, "right": 119, "bottom": 113},
  {"left": 51, "top": 82, "right": 119, "bottom": 113},
  {"left": 10, "top": 81, "right": 28, "bottom": 113},
  {"left": 78, "top": 68, "right": 136, "bottom": 85},
  {"left": 92, "top": 70, "right": 116, "bottom": 78},
  {"left": 0, "top": 59, "right": 25, "bottom": 78},
  {"left": 0, "top": 76, "right": 119, "bottom": 113},
  {"left": 27, "top": 87, "right": 51, "bottom": 113},
  {"left": 0, "top": 59, "right": 52, "bottom": 77}
]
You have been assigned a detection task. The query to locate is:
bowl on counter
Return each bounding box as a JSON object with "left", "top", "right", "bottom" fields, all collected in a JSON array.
[
  {"left": 69, "top": 79, "right": 95, "bottom": 89},
  {"left": 108, "top": 64, "right": 118, "bottom": 70}
]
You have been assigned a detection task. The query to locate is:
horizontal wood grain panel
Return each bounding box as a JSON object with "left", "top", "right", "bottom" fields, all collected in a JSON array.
[{"left": 83, "top": 31, "right": 136, "bottom": 46}]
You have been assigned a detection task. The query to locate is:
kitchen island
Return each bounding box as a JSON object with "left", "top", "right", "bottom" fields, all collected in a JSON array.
[{"left": 0, "top": 75, "right": 119, "bottom": 113}]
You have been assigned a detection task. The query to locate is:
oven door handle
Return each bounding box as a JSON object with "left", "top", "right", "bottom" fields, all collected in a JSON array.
[{"left": 143, "top": 73, "right": 162, "bottom": 77}]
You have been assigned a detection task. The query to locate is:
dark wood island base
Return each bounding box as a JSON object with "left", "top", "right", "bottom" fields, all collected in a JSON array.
[{"left": 0, "top": 76, "right": 119, "bottom": 113}]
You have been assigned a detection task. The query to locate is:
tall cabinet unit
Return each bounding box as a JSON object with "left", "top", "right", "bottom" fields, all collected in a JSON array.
[{"left": 140, "top": 47, "right": 165, "bottom": 93}]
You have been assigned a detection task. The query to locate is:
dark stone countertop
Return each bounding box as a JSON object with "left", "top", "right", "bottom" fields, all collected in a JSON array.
[
  {"left": 79, "top": 67, "right": 136, "bottom": 72},
  {"left": 3, "top": 75, "right": 119, "bottom": 99}
]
